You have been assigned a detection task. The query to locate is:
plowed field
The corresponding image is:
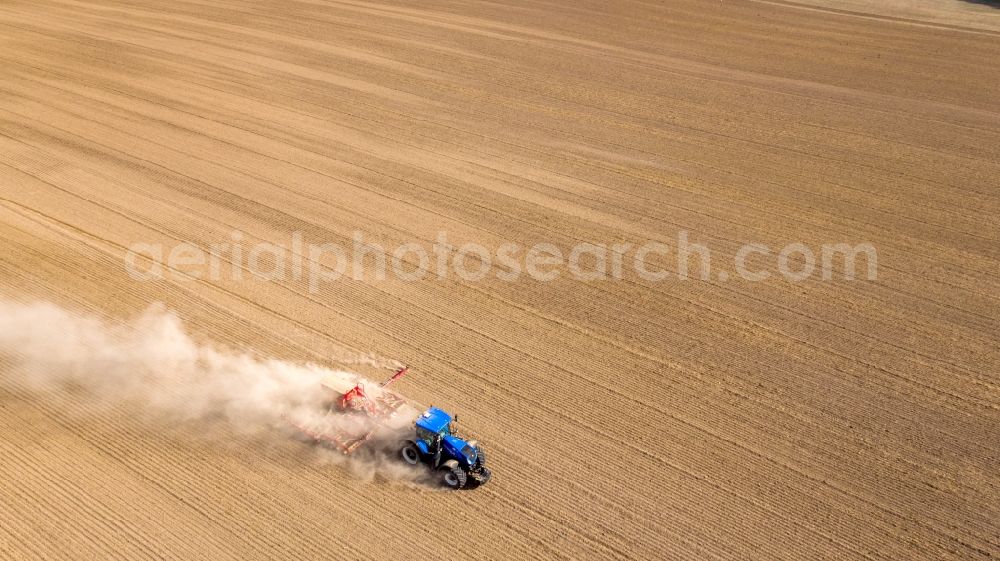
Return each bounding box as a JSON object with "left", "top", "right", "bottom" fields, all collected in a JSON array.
[{"left": 1, "top": 1, "right": 998, "bottom": 560}]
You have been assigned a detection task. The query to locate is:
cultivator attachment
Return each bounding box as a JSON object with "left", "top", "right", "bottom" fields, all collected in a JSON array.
[{"left": 288, "top": 366, "right": 411, "bottom": 455}]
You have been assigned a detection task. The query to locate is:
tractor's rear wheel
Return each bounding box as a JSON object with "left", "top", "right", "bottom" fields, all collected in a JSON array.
[
  {"left": 438, "top": 465, "right": 467, "bottom": 490},
  {"left": 400, "top": 442, "right": 420, "bottom": 466}
]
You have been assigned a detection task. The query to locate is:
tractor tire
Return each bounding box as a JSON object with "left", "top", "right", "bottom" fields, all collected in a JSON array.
[
  {"left": 474, "top": 446, "right": 486, "bottom": 469},
  {"left": 438, "top": 465, "right": 467, "bottom": 490},
  {"left": 400, "top": 441, "right": 421, "bottom": 466},
  {"left": 464, "top": 466, "right": 491, "bottom": 489}
]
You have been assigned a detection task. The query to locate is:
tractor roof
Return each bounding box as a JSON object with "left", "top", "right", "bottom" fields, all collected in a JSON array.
[{"left": 415, "top": 406, "right": 452, "bottom": 433}]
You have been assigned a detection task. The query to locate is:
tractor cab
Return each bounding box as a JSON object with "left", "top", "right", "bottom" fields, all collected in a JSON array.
[
  {"left": 415, "top": 406, "right": 453, "bottom": 439},
  {"left": 403, "top": 407, "right": 490, "bottom": 489}
]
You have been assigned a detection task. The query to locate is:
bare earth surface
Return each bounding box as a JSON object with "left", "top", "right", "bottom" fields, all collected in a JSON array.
[
  {"left": 762, "top": 0, "right": 1000, "bottom": 32},
  {"left": 1, "top": 1, "right": 999, "bottom": 560}
]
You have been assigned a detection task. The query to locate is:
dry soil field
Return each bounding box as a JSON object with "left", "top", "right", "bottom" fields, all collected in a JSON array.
[{"left": 1, "top": 1, "right": 999, "bottom": 560}]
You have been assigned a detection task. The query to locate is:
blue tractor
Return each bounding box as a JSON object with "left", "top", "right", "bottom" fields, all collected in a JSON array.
[{"left": 399, "top": 406, "right": 491, "bottom": 489}]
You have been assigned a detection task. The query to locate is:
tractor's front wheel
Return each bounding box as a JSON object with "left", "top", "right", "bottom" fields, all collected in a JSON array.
[
  {"left": 469, "top": 467, "right": 492, "bottom": 487},
  {"left": 438, "top": 465, "right": 467, "bottom": 490},
  {"left": 400, "top": 441, "right": 421, "bottom": 466}
]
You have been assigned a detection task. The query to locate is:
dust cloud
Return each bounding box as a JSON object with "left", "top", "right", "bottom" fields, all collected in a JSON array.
[{"left": 0, "top": 300, "right": 428, "bottom": 484}]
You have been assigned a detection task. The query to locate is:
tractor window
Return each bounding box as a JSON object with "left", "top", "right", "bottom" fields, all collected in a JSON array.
[{"left": 416, "top": 427, "right": 435, "bottom": 444}]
